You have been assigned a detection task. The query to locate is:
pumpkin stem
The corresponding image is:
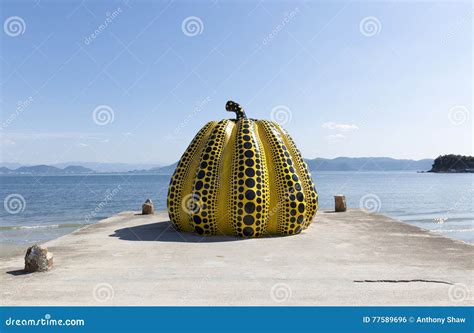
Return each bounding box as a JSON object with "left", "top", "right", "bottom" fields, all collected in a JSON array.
[{"left": 226, "top": 100, "right": 247, "bottom": 120}]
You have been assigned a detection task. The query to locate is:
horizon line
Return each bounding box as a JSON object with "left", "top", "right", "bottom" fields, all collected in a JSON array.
[{"left": 0, "top": 155, "right": 446, "bottom": 167}]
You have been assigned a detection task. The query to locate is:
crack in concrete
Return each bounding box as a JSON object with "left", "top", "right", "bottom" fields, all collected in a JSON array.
[{"left": 353, "top": 279, "right": 453, "bottom": 285}]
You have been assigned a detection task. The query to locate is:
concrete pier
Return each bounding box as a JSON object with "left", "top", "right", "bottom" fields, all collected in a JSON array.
[{"left": 1, "top": 210, "right": 472, "bottom": 305}]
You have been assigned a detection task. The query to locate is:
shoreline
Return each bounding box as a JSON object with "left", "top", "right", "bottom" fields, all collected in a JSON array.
[
  {"left": 1, "top": 209, "right": 472, "bottom": 306},
  {"left": 1, "top": 208, "right": 473, "bottom": 255},
  {"left": 2, "top": 207, "right": 472, "bottom": 258}
]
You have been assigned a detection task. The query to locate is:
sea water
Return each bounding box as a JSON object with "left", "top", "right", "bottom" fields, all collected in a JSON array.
[{"left": 0, "top": 172, "right": 472, "bottom": 246}]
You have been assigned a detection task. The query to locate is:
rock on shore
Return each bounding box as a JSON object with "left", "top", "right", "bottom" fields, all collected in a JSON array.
[{"left": 24, "top": 245, "right": 53, "bottom": 272}]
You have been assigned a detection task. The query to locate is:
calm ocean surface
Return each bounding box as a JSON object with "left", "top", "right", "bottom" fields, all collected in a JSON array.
[{"left": 1, "top": 172, "right": 473, "bottom": 246}]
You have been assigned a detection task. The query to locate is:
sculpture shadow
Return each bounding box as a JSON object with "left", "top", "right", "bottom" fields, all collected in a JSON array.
[{"left": 110, "top": 221, "right": 243, "bottom": 243}]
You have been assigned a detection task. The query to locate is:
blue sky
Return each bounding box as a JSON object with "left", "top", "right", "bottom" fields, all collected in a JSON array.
[{"left": 1, "top": 0, "right": 472, "bottom": 166}]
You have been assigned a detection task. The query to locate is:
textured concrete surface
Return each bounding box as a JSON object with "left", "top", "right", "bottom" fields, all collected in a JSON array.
[{"left": 1, "top": 209, "right": 472, "bottom": 305}]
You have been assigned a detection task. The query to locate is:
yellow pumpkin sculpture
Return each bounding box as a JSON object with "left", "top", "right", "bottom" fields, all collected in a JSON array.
[{"left": 167, "top": 101, "right": 318, "bottom": 237}]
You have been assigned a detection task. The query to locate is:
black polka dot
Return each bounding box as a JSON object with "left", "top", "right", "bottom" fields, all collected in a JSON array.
[
  {"left": 243, "top": 227, "right": 254, "bottom": 236},
  {"left": 193, "top": 215, "right": 202, "bottom": 225},
  {"left": 243, "top": 215, "right": 255, "bottom": 225},
  {"left": 245, "top": 202, "right": 255, "bottom": 214},
  {"left": 298, "top": 203, "right": 305, "bottom": 213},
  {"left": 245, "top": 178, "right": 255, "bottom": 188},
  {"left": 296, "top": 192, "right": 304, "bottom": 202},
  {"left": 193, "top": 215, "right": 201, "bottom": 224},
  {"left": 245, "top": 190, "right": 256, "bottom": 200},
  {"left": 244, "top": 150, "right": 254, "bottom": 158}
]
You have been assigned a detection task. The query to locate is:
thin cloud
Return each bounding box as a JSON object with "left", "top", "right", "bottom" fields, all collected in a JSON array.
[
  {"left": 325, "top": 134, "right": 346, "bottom": 143},
  {"left": 2, "top": 132, "right": 106, "bottom": 140},
  {"left": 1, "top": 138, "right": 16, "bottom": 145},
  {"left": 322, "top": 122, "right": 359, "bottom": 132}
]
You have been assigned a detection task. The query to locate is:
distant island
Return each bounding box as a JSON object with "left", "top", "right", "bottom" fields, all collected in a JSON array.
[
  {"left": 0, "top": 157, "right": 434, "bottom": 175},
  {"left": 428, "top": 155, "right": 474, "bottom": 173}
]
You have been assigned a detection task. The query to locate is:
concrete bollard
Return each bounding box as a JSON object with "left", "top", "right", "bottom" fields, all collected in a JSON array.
[{"left": 334, "top": 195, "right": 346, "bottom": 212}]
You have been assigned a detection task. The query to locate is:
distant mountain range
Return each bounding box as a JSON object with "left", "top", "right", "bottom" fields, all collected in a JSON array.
[
  {"left": 0, "top": 162, "right": 164, "bottom": 173},
  {"left": 0, "top": 157, "right": 433, "bottom": 175},
  {"left": 305, "top": 157, "right": 433, "bottom": 172},
  {"left": 0, "top": 165, "right": 94, "bottom": 175},
  {"left": 52, "top": 162, "right": 163, "bottom": 173}
]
